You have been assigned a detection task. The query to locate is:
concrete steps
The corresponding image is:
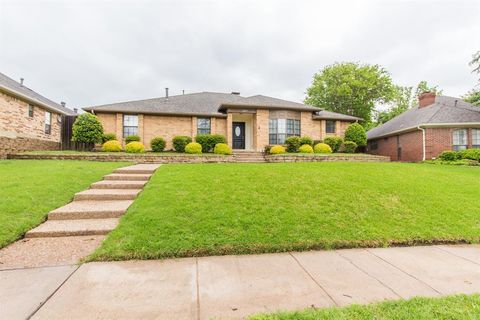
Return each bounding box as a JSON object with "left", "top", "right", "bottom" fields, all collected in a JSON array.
[
  {"left": 114, "top": 164, "right": 160, "bottom": 174},
  {"left": 74, "top": 189, "right": 141, "bottom": 201},
  {"left": 90, "top": 180, "right": 147, "bottom": 189},
  {"left": 233, "top": 151, "right": 266, "bottom": 163},
  {"left": 49, "top": 200, "right": 134, "bottom": 220},
  {"left": 25, "top": 218, "right": 119, "bottom": 238},
  {"left": 104, "top": 173, "right": 151, "bottom": 181}
]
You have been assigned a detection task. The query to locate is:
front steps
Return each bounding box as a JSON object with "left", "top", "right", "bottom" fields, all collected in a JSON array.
[
  {"left": 233, "top": 151, "right": 266, "bottom": 163},
  {"left": 25, "top": 164, "right": 161, "bottom": 238}
]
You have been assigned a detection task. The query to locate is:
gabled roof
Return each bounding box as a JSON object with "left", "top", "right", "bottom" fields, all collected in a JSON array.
[
  {"left": 0, "top": 72, "right": 76, "bottom": 115},
  {"left": 313, "top": 110, "right": 362, "bottom": 121},
  {"left": 367, "top": 96, "right": 480, "bottom": 139},
  {"left": 84, "top": 91, "right": 360, "bottom": 121}
]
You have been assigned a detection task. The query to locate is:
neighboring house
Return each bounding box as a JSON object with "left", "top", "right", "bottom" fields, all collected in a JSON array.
[
  {"left": 367, "top": 92, "right": 480, "bottom": 161},
  {"left": 0, "top": 72, "right": 76, "bottom": 157},
  {"left": 84, "top": 91, "right": 361, "bottom": 151}
]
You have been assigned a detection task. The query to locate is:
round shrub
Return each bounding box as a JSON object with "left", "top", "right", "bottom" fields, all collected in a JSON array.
[
  {"left": 270, "top": 145, "right": 286, "bottom": 154},
  {"left": 458, "top": 149, "right": 480, "bottom": 161},
  {"left": 150, "top": 137, "right": 166, "bottom": 152},
  {"left": 125, "top": 141, "right": 145, "bottom": 153},
  {"left": 344, "top": 123, "right": 367, "bottom": 147},
  {"left": 323, "top": 136, "right": 343, "bottom": 153},
  {"left": 72, "top": 113, "right": 104, "bottom": 144},
  {"left": 102, "top": 133, "right": 117, "bottom": 143},
  {"left": 173, "top": 136, "right": 192, "bottom": 152},
  {"left": 299, "top": 136, "right": 314, "bottom": 146},
  {"left": 314, "top": 143, "right": 332, "bottom": 153},
  {"left": 214, "top": 143, "right": 232, "bottom": 155},
  {"left": 285, "top": 136, "right": 301, "bottom": 153},
  {"left": 195, "top": 134, "right": 226, "bottom": 152},
  {"left": 439, "top": 150, "right": 459, "bottom": 161},
  {"left": 343, "top": 141, "right": 358, "bottom": 153},
  {"left": 102, "top": 140, "right": 122, "bottom": 152},
  {"left": 185, "top": 142, "right": 202, "bottom": 154},
  {"left": 125, "top": 135, "right": 140, "bottom": 144},
  {"left": 299, "top": 144, "right": 314, "bottom": 153}
]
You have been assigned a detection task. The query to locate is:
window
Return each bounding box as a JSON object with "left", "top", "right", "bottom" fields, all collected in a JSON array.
[
  {"left": 123, "top": 114, "right": 138, "bottom": 138},
  {"left": 44, "top": 111, "right": 51, "bottom": 134},
  {"left": 28, "top": 105, "right": 34, "bottom": 117},
  {"left": 269, "top": 118, "right": 300, "bottom": 144},
  {"left": 326, "top": 120, "right": 336, "bottom": 134},
  {"left": 472, "top": 129, "right": 480, "bottom": 148},
  {"left": 452, "top": 129, "right": 467, "bottom": 151},
  {"left": 197, "top": 118, "right": 211, "bottom": 135},
  {"left": 369, "top": 140, "right": 378, "bottom": 150}
]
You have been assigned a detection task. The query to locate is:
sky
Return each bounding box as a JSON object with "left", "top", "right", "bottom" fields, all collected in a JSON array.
[{"left": 0, "top": 0, "right": 479, "bottom": 111}]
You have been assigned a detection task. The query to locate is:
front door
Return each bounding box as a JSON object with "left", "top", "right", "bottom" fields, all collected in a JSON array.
[{"left": 232, "top": 122, "right": 246, "bottom": 149}]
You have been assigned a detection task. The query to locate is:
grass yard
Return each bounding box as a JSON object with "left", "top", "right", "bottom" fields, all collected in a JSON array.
[
  {"left": 249, "top": 294, "right": 480, "bottom": 320},
  {"left": 90, "top": 162, "right": 480, "bottom": 261},
  {"left": 0, "top": 160, "right": 129, "bottom": 248}
]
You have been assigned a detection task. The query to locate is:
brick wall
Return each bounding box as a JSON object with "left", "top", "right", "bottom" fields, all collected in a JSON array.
[
  {"left": 255, "top": 109, "right": 269, "bottom": 151},
  {"left": 0, "top": 136, "right": 59, "bottom": 159}
]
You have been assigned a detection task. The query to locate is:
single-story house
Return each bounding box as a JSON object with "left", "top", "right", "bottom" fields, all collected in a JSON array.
[
  {"left": 84, "top": 90, "right": 361, "bottom": 151},
  {"left": 0, "top": 72, "right": 76, "bottom": 157},
  {"left": 367, "top": 92, "right": 480, "bottom": 161}
]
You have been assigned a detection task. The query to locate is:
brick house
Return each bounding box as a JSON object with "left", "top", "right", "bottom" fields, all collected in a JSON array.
[
  {"left": 367, "top": 92, "right": 480, "bottom": 161},
  {"left": 0, "top": 72, "right": 76, "bottom": 158},
  {"left": 84, "top": 91, "right": 361, "bottom": 151}
]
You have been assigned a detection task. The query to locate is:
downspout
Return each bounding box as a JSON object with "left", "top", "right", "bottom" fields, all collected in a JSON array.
[{"left": 417, "top": 126, "right": 426, "bottom": 161}]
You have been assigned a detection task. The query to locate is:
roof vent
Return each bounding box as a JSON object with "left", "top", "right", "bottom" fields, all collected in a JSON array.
[
  {"left": 73, "top": 108, "right": 78, "bottom": 113},
  {"left": 20, "top": 78, "right": 24, "bottom": 86},
  {"left": 165, "top": 87, "right": 169, "bottom": 99},
  {"left": 418, "top": 92, "right": 436, "bottom": 108},
  {"left": 231, "top": 91, "right": 240, "bottom": 95},
  {"left": 61, "top": 101, "right": 66, "bottom": 107}
]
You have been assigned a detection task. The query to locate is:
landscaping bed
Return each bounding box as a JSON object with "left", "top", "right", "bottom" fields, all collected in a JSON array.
[
  {"left": 0, "top": 160, "right": 129, "bottom": 248},
  {"left": 89, "top": 162, "right": 480, "bottom": 261},
  {"left": 265, "top": 153, "right": 389, "bottom": 162}
]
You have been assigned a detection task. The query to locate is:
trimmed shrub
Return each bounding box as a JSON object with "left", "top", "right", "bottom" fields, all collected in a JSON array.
[
  {"left": 439, "top": 150, "right": 459, "bottom": 161},
  {"left": 173, "top": 136, "right": 192, "bottom": 152},
  {"left": 102, "top": 133, "right": 117, "bottom": 143},
  {"left": 264, "top": 145, "right": 273, "bottom": 154},
  {"left": 185, "top": 142, "right": 202, "bottom": 154},
  {"left": 299, "top": 144, "right": 314, "bottom": 153},
  {"left": 125, "top": 135, "right": 140, "bottom": 144},
  {"left": 343, "top": 141, "right": 358, "bottom": 153},
  {"left": 270, "top": 145, "right": 286, "bottom": 154},
  {"left": 102, "top": 140, "right": 122, "bottom": 152},
  {"left": 285, "top": 136, "right": 301, "bottom": 152},
  {"left": 344, "top": 123, "right": 367, "bottom": 147},
  {"left": 323, "top": 136, "right": 343, "bottom": 152},
  {"left": 214, "top": 143, "right": 232, "bottom": 155},
  {"left": 299, "top": 136, "right": 314, "bottom": 146},
  {"left": 125, "top": 141, "right": 145, "bottom": 153},
  {"left": 314, "top": 143, "right": 332, "bottom": 154},
  {"left": 195, "top": 134, "right": 226, "bottom": 152},
  {"left": 72, "top": 113, "right": 104, "bottom": 144},
  {"left": 458, "top": 149, "right": 480, "bottom": 161},
  {"left": 150, "top": 137, "right": 166, "bottom": 152}
]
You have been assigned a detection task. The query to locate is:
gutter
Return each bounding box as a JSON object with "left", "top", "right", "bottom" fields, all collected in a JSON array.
[
  {"left": 417, "top": 126, "right": 426, "bottom": 161},
  {"left": 368, "top": 122, "right": 480, "bottom": 140}
]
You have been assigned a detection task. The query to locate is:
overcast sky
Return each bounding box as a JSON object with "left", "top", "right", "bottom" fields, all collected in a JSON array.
[{"left": 1, "top": 0, "right": 479, "bottom": 110}]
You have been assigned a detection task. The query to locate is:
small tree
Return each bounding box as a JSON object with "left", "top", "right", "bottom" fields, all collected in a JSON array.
[
  {"left": 344, "top": 123, "right": 367, "bottom": 147},
  {"left": 72, "top": 113, "right": 104, "bottom": 144}
]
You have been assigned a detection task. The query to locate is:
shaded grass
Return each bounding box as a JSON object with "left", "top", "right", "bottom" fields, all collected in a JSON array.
[
  {"left": 249, "top": 294, "right": 480, "bottom": 320},
  {"left": 0, "top": 160, "right": 129, "bottom": 248},
  {"left": 90, "top": 162, "right": 480, "bottom": 261}
]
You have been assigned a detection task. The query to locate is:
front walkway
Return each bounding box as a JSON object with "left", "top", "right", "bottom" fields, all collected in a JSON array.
[{"left": 2, "top": 244, "right": 480, "bottom": 319}]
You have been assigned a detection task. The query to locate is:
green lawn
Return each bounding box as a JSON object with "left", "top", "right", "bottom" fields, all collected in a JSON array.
[
  {"left": 90, "top": 162, "right": 480, "bottom": 261},
  {"left": 249, "top": 294, "right": 480, "bottom": 320},
  {"left": 0, "top": 160, "right": 129, "bottom": 248}
]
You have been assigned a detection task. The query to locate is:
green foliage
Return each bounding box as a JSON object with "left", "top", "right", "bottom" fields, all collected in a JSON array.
[
  {"left": 343, "top": 141, "right": 358, "bottom": 153},
  {"left": 285, "top": 136, "right": 301, "bottom": 152},
  {"left": 150, "top": 137, "right": 166, "bottom": 152},
  {"left": 125, "top": 141, "right": 145, "bottom": 153},
  {"left": 72, "top": 113, "right": 104, "bottom": 144},
  {"left": 185, "top": 142, "right": 202, "bottom": 154},
  {"left": 314, "top": 143, "right": 332, "bottom": 153},
  {"left": 102, "top": 140, "right": 122, "bottom": 152},
  {"left": 195, "top": 134, "right": 226, "bottom": 152},
  {"left": 264, "top": 145, "right": 273, "bottom": 153},
  {"left": 463, "top": 89, "right": 480, "bottom": 106},
  {"left": 299, "top": 136, "right": 314, "bottom": 146},
  {"left": 425, "top": 159, "right": 479, "bottom": 166},
  {"left": 101, "top": 133, "right": 117, "bottom": 143},
  {"left": 270, "top": 145, "right": 286, "bottom": 154},
  {"left": 323, "top": 136, "right": 343, "bottom": 152},
  {"left": 298, "top": 144, "right": 314, "bottom": 153},
  {"left": 172, "top": 136, "right": 192, "bottom": 152},
  {"left": 439, "top": 151, "right": 460, "bottom": 161},
  {"left": 125, "top": 135, "right": 140, "bottom": 144},
  {"left": 213, "top": 143, "right": 233, "bottom": 155},
  {"left": 344, "top": 123, "right": 367, "bottom": 147},
  {"left": 458, "top": 149, "right": 480, "bottom": 161},
  {"left": 305, "top": 62, "right": 396, "bottom": 123},
  {"left": 470, "top": 50, "right": 480, "bottom": 80}
]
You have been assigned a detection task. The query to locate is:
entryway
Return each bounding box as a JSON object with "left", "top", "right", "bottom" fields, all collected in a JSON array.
[{"left": 232, "top": 122, "right": 245, "bottom": 149}]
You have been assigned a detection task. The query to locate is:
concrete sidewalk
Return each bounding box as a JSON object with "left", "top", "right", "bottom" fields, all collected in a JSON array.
[{"left": 2, "top": 245, "right": 480, "bottom": 319}]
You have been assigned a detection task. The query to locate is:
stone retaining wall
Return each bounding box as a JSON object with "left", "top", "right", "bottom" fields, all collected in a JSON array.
[
  {"left": 0, "top": 136, "right": 59, "bottom": 159},
  {"left": 265, "top": 154, "right": 390, "bottom": 163}
]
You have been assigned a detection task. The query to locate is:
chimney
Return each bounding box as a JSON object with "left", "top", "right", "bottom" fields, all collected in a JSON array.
[
  {"left": 182, "top": 89, "right": 185, "bottom": 95},
  {"left": 20, "top": 78, "right": 24, "bottom": 86},
  {"left": 231, "top": 91, "right": 240, "bottom": 95},
  {"left": 418, "top": 92, "right": 436, "bottom": 108},
  {"left": 165, "top": 87, "right": 169, "bottom": 99},
  {"left": 73, "top": 108, "right": 78, "bottom": 113},
  {"left": 61, "top": 101, "right": 66, "bottom": 107}
]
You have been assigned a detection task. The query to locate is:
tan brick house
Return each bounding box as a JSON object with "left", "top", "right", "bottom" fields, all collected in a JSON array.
[
  {"left": 367, "top": 92, "right": 480, "bottom": 161},
  {"left": 0, "top": 72, "right": 76, "bottom": 157},
  {"left": 84, "top": 91, "right": 361, "bottom": 151}
]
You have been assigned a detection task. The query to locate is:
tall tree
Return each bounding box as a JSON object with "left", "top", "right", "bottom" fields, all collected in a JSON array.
[
  {"left": 463, "top": 51, "right": 480, "bottom": 106},
  {"left": 304, "top": 62, "right": 396, "bottom": 123},
  {"left": 470, "top": 51, "right": 480, "bottom": 80}
]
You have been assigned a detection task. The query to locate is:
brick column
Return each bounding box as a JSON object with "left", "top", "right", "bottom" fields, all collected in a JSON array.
[
  {"left": 255, "top": 109, "right": 269, "bottom": 151},
  {"left": 191, "top": 116, "right": 197, "bottom": 139},
  {"left": 138, "top": 114, "right": 145, "bottom": 143},
  {"left": 211, "top": 117, "right": 216, "bottom": 134},
  {"left": 227, "top": 113, "right": 233, "bottom": 147},
  {"left": 115, "top": 113, "right": 123, "bottom": 143}
]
